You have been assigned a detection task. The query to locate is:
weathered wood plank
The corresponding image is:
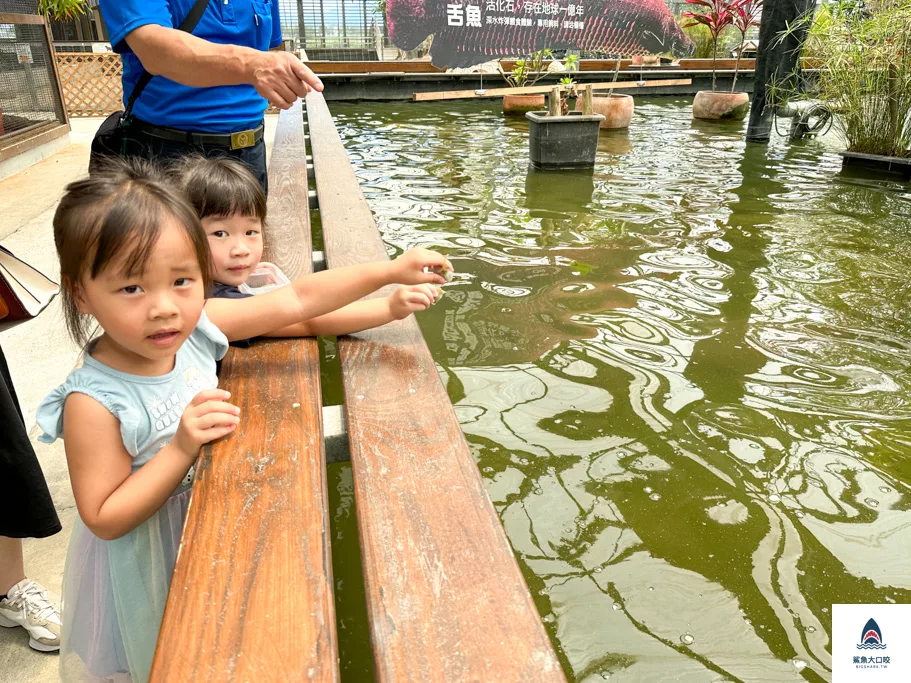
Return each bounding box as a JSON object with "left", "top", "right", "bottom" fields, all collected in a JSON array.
[
  {"left": 413, "top": 78, "right": 692, "bottom": 101},
  {"left": 306, "top": 90, "right": 565, "bottom": 683},
  {"left": 150, "top": 103, "right": 338, "bottom": 682},
  {"left": 262, "top": 98, "right": 310, "bottom": 279},
  {"left": 0, "top": 12, "right": 45, "bottom": 24}
]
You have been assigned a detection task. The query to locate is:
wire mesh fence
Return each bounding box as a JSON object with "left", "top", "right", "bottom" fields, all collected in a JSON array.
[
  {"left": 0, "top": 0, "right": 38, "bottom": 13},
  {"left": 0, "top": 20, "right": 67, "bottom": 141}
]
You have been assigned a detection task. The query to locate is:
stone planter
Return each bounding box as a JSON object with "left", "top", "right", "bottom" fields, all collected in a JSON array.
[
  {"left": 692, "top": 91, "right": 750, "bottom": 121},
  {"left": 525, "top": 111, "right": 605, "bottom": 169},
  {"left": 839, "top": 151, "right": 911, "bottom": 181},
  {"left": 503, "top": 93, "right": 546, "bottom": 115},
  {"left": 576, "top": 94, "right": 634, "bottom": 129}
]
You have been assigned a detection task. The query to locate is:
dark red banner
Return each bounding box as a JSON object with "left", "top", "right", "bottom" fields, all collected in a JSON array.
[{"left": 386, "top": 0, "right": 695, "bottom": 68}]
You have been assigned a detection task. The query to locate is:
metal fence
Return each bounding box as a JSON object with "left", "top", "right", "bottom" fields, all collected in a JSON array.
[
  {"left": 0, "top": 10, "right": 67, "bottom": 142},
  {"left": 276, "top": 0, "right": 393, "bottom": 60}
]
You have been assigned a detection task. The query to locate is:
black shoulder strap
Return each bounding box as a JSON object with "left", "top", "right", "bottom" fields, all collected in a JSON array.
[{"left": 124, "top": 0, "right": 211, "bottom": 118}]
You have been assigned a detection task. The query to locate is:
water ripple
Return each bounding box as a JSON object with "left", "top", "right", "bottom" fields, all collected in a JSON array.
[{"left": 333, "top": 99, "right": 911, "bottom": 682}]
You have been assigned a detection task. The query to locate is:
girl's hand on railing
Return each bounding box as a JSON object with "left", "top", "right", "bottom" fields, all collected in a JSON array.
[{"left": 173, "top": 390, "right": 240, "bottom": 462}]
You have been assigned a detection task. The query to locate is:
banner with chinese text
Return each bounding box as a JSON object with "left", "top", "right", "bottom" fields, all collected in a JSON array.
[{"left": 385, "top": 0, "right": 695, "bottom": 68}]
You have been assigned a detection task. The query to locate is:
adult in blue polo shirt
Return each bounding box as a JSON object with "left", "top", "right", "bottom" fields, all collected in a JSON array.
[{"left": 98, "top": 0, "right": 323, "bottom": 192}]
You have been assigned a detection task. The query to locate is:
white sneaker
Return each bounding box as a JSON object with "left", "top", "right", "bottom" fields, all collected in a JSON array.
[{"left": 0, "top": 579, "right": 61, "bottom": 652}]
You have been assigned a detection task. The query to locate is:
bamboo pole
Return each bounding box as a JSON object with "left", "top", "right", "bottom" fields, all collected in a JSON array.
[
  {"left": 413, "top": 78, "right": 692, "bottom": 102},
  {"left": 581, "top": 84, "right": 593, "bottom": 115},
  {"left": 548, "top": 86, "right": 561, "bottom": 116}
]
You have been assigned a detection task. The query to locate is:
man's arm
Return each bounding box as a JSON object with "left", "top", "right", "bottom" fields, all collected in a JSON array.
[{"left": 125, "top": 25, "right": 322, "bottom": 109}]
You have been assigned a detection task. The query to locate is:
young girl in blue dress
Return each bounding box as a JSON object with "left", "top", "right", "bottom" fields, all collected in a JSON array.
[{"left": 37, "top": 158, "right": 450, "bottom": 682}]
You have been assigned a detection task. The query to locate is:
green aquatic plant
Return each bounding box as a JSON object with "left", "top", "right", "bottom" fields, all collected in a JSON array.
[
  {"left": 780, "top": 0, "right": 911, "bottom": 156},
  {"left": 500, "top": 49, "right": 554, "bottom": 88}
]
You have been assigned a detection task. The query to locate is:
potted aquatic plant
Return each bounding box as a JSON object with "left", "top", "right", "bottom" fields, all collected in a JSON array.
[
  {"left": 499, "top": 50, "right": 553, "bottom": 114},
  {"left": 684, "top": 0, "right": 750, "bottom": 120},
  {"left": 575, "top": 55, "right": 634, "bottom": 129},
  {"left": 526, "top": 84, "right": 605, "bottom": 169},
  {"left": 794, "top": 0, "right": 911, "bottom": 178}
]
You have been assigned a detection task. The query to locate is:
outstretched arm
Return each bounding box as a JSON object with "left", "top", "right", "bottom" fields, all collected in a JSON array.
[
  {"left": 123, "top": 25, "right": 323, "bottom": 109},
  {"left": 205, "top": 249, "right": 451, "bottom": 343},
  {"left": 267, "top": 284, "right": 441, "bottom": 338}
]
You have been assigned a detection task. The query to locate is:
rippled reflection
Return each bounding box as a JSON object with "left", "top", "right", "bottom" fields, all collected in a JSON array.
[{"left": 333, "top": 100, "right": 911, "bottom": 682}]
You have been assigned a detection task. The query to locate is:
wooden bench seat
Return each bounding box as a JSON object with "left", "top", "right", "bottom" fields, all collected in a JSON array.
[
  {"left": 306, "top": 91, "right": 566, "bottom": 682},
  {"left": 150, "top": 101, "right": 339, "bottom": 682}
]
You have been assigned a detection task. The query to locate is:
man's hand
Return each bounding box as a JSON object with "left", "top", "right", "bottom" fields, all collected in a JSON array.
[
  {"left": 390, "top": 248, "right": 454, "bottom": 286},
  {"left": 251, "top": 51, "right": 324, "bottom": 109},
  {"left": 173, "top": 390, "right": 240, "bottom": 462},
  {"left": 388, "top": 284, "right": 443, "bottom": 320}
]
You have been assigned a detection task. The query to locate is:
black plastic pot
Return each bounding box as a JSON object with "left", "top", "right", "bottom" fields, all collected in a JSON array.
[
  {"left": 525, "top": 111, "right": 605, "bottom": 170},
  {"left": 839, "top": 151, "right": 911, "bottom": 181}
]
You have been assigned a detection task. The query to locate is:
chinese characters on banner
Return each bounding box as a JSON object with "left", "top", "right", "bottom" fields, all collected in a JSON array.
[
  {"left": 446, "top": 1, "right": 585, "bottom": 30},
  {"left": 384, "top": 0, "right": 694, "bottom": 68}
]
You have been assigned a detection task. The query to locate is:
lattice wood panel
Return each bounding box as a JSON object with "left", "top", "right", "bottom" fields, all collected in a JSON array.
[
  {"left": 55, "top": 52, "right": 280, "bottom": 118},
  {"left": 55, "top": 52, "right": 123, "bottom": 117}
]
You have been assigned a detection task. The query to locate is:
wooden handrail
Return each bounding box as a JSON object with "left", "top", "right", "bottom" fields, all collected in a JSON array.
[
  {"left": 150, "top": 101, "right": 339, "bottom": 682},
  {"left": 306, "top": 90, "right": 566, "bottom": 682}
]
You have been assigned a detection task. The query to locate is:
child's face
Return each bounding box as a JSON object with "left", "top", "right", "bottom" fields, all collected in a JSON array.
[
  {"left": 77, "top": 219, "right": 206, "bottom": 368},
  {"left": 202, "top": 214, "right": 264, "bottom": 287}
]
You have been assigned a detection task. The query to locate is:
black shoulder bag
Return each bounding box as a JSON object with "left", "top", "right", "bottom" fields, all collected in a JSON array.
[{"left": 89, "top": 0, "right": 211, "bottom": 173}]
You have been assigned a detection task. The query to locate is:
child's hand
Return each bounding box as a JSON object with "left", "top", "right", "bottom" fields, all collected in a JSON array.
[
  {"left": 391, "top": 248, "right": 454, "bottom": 285},
  {"left": 388, "top": 284, "right": 443, "bottom": 320},
  {"left": 174, "top": 390, "right": 240, "bottom": 460}
]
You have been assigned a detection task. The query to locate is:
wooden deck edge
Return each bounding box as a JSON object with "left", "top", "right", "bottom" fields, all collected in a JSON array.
[
  {"left": 304, "top": 57, "right": 822, "bottom": 75},
  {"left": 306, "top": 90, "right": 566, "bottom": 682}
]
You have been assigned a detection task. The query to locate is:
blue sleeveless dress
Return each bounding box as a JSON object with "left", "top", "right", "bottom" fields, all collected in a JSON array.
[{"left": 37, "top": 311, "right": 228, "bottom": 682}]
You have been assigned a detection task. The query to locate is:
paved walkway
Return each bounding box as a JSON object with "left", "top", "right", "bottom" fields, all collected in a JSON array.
[{"left": 0, "top": 116, "right": 279, "bottom": 682}]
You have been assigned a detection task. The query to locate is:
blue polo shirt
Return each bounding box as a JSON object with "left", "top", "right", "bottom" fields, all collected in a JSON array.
[{"left": 99, "top": 0, "right": 282, "bottom": 133}]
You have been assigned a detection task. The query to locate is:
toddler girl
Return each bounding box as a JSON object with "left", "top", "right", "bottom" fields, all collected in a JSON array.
[
  {"left": 171, "top": 155, "right": 443, "bottom": 344},
  {"left": 37, "top": 158, "right": 450, "bottom": 682}
]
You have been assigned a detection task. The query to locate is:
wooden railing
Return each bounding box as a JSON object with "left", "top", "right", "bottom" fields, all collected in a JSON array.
[{"left": 307, "top": 90, "right": 565, "bottom": 681}]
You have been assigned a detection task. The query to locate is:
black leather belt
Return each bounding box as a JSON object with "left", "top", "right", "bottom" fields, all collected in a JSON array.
[{"left": 130, "top": 118, "right": 264, "bottom": 150}]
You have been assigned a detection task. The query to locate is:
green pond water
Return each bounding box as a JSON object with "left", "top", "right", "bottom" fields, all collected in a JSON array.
[{"left": 322, "top": 99, "right": 911, "bottom": 682}]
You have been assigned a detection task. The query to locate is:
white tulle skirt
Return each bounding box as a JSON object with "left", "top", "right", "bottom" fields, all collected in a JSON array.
[{"left": 59, "top": 487, "right": 191, "bottom": 683}]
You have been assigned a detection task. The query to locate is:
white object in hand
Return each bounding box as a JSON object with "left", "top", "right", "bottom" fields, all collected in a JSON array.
[{"left": 239, "top": 262, "right": 291, "bottom": 295}]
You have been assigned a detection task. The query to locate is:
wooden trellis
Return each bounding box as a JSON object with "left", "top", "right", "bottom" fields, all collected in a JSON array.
[
  {"left": 54, "top": 52, "right": 281, "bottom": 118},
  {"left": 55, "top": 52, "right": 123, "bottom": 117}
]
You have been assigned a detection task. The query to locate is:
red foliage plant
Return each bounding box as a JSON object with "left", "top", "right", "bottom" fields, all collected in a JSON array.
[{"left": 683, "top": 0, "right": 736, "bottom": 91}]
